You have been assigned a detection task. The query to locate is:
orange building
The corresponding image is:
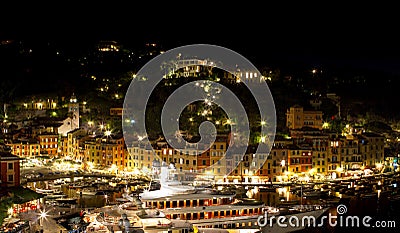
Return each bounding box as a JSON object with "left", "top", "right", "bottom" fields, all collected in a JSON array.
[
  {"left": 37, "top": 133, "right": 59, "bottom": 157},
  {"left": 8, "top": 140, "right": 41, "bottom": 158},
  {"left": 287, "top": 145, "right": 313, "bottom": 174}
]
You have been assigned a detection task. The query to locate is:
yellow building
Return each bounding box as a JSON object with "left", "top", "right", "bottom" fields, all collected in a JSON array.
[
  {"left": 84, "top": 136, "right": 125, "bottom": 171},
  {"left": 258, "top": 147, "right": 287, "bottom": 182},
  {"left": 8, "top": 140, "right": 40, "bottom": 158},
  {"left": 66, "top": 128, "right": 87, "bottom": 161},
  {"left": 328, "top": 138, "right": 341, "bottom": 177},
  {"left": 358, "top": 132, "right": 385, "bottom": 167},
  {"left": 306, "top": 135, "right": 329, "bottom": 175},
  {"left": 209, "top": 139, "right": 228, "bottom": 180},
  {"left": 338, "top": 135, "right": 362, "bottom": 171},
  {"left": 19, "top": 97, "right": 58, "bottom": 110},
  {"left": 129, "top": 142, "right": 157, "bottom": 171},
  {"left": 286, "top": 105, "right": 323, "bottom": 130}
]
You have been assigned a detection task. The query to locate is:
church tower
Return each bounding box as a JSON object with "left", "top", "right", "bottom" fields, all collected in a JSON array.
[{"left": 69, "top": 94, "right": 79, "bottom": 129}]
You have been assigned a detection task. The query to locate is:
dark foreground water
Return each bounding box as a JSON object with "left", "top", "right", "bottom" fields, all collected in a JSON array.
[
  {"left": 251, "top": 187, "right": 400, "bottom": 233},
  {"left": 293, "top": 194, "right": 400, "bottom": 233}
]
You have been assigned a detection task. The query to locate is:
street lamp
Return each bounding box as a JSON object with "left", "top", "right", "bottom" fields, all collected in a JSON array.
[
  {"left": 38, "top": 208, "right": 48, "bottom": 231},
  {"left": 280, "top": 159, "right": 286, "bottom": 167},
  {"left": 281, "top": 160, "right": 286, "bottom": 182}
]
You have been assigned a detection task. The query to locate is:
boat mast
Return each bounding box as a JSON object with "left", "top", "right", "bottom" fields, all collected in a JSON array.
[{"left": 300, "top": 182, "right": 303, "bottom": 206}]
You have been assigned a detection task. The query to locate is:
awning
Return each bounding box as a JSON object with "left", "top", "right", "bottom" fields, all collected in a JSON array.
[{"left": 7, "top": 186, "right": 44, "bottom": 204}]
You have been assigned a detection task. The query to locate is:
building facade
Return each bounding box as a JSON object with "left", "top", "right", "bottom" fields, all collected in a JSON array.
[
  {"left": 0, "top": 151, "right": 21, "bottom": 187},
  {"left": 286, "top": 105, "right": 323, "bottom": 130}
]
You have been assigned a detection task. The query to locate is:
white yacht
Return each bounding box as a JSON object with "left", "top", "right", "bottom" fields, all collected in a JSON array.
[
  {"left": 138, "top": 163, "right": 330, "bottom": 232},
  {"left": 82, "top": 200, "right": 193, "bottom": 233},
  {"left": 139, "top": 163, "right": 265, "bottom": 230},
  {"left": 139, "top": 163, "right": 196, "bottom": 200}
]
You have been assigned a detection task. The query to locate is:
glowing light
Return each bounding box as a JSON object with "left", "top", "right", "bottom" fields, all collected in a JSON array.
[
  {"left": 104, "top": 130, "right": 112, "bottom": 137},
  {"left": 308, "top": 168, "right": 316, "bottom": 175},
  {"left": 38, "top": 208, "right": 49, "bottom": 222},
  {"left": 8, "top": 207, "right": 13, "bottom": 216},
  {"left": 40, "top": 212, "right": 47, "bottom": 219}
]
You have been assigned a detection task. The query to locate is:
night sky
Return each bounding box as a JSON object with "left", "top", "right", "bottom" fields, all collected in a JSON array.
[{"left": 1, "top": 4, "right": 399, "bottom": 91}]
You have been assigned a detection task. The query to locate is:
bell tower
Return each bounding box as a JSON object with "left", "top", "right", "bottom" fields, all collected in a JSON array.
[{"left": 68, "top": 93, "right": 80, "bottom": 129}]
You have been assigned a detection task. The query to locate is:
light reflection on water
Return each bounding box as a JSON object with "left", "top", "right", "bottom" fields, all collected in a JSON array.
[{"left": 250, "top": 186, "right": 322, "bottom": 207}]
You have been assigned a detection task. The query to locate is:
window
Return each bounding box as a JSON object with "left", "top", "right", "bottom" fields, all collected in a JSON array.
[
  {"left": 8, "top": 175, "right": 14, "bottom": 182},
  {"left": 8, "top": 163, "right": 13, "bottom": 170}
]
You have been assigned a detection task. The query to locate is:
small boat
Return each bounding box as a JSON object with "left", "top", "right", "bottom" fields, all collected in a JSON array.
[
  {"left": 44, "top": 194, "right": 68, "bottom": 200},
  {"left": 279, "top": 200, "right": 300, "bottom": 206},
  {"left": 259, "top": 186, "right": 277, "bottom": 192},
  {"left": 77, "top": 188, "right": 97, "bottom": 196},
  {"left": 55, "top": 197, "right": 78, "bottom": 204},
  {"left": 35, "top": 188, "right": 58, "bottom": 194}
]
